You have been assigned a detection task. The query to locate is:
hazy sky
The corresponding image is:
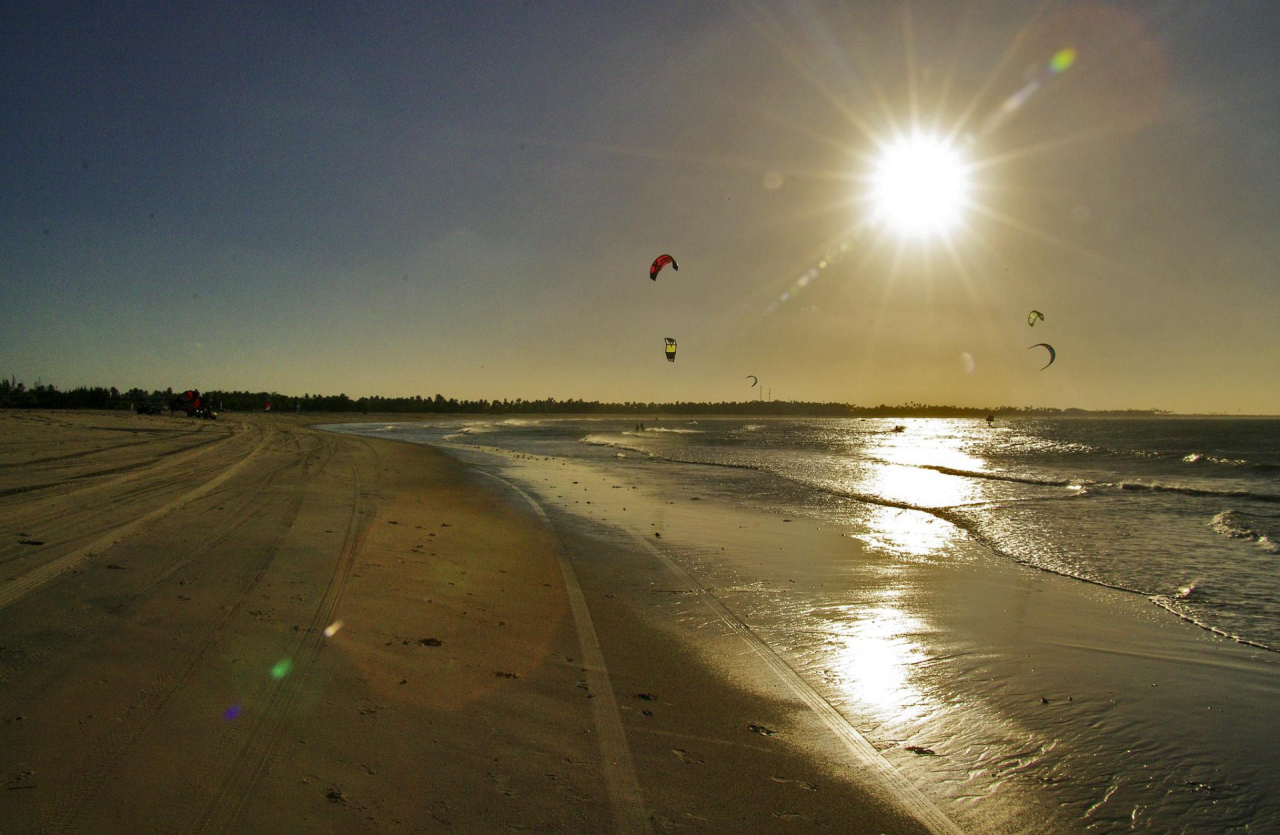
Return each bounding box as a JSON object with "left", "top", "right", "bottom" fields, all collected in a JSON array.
[{"left": 3, "top": 2, "right": 1278, "bottom": 413}]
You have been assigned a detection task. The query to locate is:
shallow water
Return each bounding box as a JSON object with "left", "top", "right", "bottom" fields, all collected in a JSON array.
[
  {"left": 434, "top": 416, "right": 1280, "bottom": 649},
  {"left": 327, "top": 416, "right": 1280, "bottom": 831}
]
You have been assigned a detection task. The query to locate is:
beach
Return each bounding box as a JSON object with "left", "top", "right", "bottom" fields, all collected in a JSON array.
[
  {"left": 328, "top": 415, "right": 1280, "bottom": 833},
  {"left": 0, "top": 410, "right": 948, "bottom": 834}
]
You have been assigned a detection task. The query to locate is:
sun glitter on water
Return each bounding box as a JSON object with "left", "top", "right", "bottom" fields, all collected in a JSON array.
[{"left": 868, "top": 134, "right": 971, "bottom": 238}]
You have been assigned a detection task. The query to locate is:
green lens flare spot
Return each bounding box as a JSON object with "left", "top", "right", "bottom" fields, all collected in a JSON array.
[
  {"left": 271, "top": 658, "right": 293, "bottom": 680},
  {"left": 1050, "top": 47, "right": 1077, "bottom": 73}
]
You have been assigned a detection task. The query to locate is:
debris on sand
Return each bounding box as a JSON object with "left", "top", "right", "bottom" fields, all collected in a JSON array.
[
  {"left": 419, "top": 638, "right": 443, "bottom": 647},
  {"left": 5, "top": 771, "right": 37, "bottom": 790},
  {"left": 748, "top": 723, "right": 775, "bottom": 736},
  {"left": 905, "top": 746, "right": 937, "bottom": 756}
]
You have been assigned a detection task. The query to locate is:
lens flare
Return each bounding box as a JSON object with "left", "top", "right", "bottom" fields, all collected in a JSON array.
[{"left": 1050, "top": 47, "right": 1077, "bottom": 73}]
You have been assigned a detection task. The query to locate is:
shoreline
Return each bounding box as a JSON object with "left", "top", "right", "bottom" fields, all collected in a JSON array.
[
  {"left": 1, "top": 410, "right": 951, "bottom": 833},
  {"left": 382, "top": 421, "right": 1280, "bottom": 832},
  {"left": 7, "top": 409, "right": 1278, "bottom": 831}
]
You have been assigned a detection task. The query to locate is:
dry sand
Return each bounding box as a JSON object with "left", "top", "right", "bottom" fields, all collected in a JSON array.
[{"left": 0, "top": 411, "right": 946, "bottom": 833}]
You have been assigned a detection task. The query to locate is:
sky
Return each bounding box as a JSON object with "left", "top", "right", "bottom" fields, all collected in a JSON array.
[{"left": 3, "top": 1, "right": 1278, "bottom": 413}]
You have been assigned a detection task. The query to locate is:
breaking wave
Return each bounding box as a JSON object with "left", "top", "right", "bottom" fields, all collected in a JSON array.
[
  {"left": 1115, "top": 481, "right": 1280, "bottom": 503},
  {"left": 1183, "top": 452, "right": 1249, "bottom": 466},
  {"left": 1210, "top": 510, "right": 1280, "bottom": 552},
  {"left": 579, "top": 434, "right": 651, "bottom": 456}
]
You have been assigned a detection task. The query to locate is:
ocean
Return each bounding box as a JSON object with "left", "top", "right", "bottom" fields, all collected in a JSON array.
[{"left": 326, "top": 416, "right": 1280, "bottom": 832}]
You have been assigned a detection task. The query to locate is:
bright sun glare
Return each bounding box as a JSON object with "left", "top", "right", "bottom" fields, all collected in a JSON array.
[{"left": 869, "top": 135, "right": 971, "bottom": 238}]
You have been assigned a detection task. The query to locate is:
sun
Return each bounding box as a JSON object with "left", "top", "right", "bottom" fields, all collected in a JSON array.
[{"left": 868, "top": 134, "right": 971, "bottom": 238}]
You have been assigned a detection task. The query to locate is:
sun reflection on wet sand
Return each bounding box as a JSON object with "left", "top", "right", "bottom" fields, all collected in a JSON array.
[
  {"left": 826, "top": 597, "right": 932, "bottom": 724},
  {"left": 858, "top": 504, "right": 959, "bottom": 559}
]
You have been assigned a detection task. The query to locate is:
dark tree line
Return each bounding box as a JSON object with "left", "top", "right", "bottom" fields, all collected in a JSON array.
[
  {"left": 0, "top": 378, "right": 168, "bottom": 410},
  {"left": 1, "top": 378, "right": 1169, "bottom": 417}
]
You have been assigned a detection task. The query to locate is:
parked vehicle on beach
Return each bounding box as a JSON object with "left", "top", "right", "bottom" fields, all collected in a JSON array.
[{"left": 170, "top": 389, "right": 216, "bottom": 419}]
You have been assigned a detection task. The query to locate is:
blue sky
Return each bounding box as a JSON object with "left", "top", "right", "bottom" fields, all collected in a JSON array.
[{"left": 3, "top": 1, "right": 1278, "bottom": 412}]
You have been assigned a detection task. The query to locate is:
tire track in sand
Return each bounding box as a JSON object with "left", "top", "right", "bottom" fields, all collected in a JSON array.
[
  {"left": 182, "top": 436, "right": 377, "bottom": 835},
  {"left": 474, "top": 470, "right": 652, "bottom": 835},
  {"left": 0, "top": 426, "right": 235, "bottom": 500},
  {"left": 31, "top": 427, "right": 328, "bottom": 835},
  {"left": 0, "top": 428, "right": 315, "bottom": 696},
  {"left": 0, "top": 427, "right": 268, "bottom": 613},
  {"left": 0, "top": 428, "right": 265, "bottom": 571}
]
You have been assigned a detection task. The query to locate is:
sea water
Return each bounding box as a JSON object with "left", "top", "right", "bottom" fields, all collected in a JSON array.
[{"left": 327, "top": 416, "right": 1280, "bottom": 831}]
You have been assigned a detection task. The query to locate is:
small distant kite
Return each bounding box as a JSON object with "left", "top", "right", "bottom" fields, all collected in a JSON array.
[
  {"left": 746, "top": 375, "right": 758, "bottom": 387},
  {"left": 650, "top": 254, "right": 678, "bottom": 281},
  {"left": 1028, "top": 310, "right": 1044, "bottom": 327},
  {"left": 664, "top": 338, "right": 677, "bottom": 362},
  {"left": 1029, "top": 343, "right": 1055, "bottom": 370}
]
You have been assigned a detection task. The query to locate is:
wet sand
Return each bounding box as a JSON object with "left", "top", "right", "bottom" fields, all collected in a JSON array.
[
  {"left": 0, "top": 411, "right": 948, "bottom": 833},
  {"left": 440, "top": 432, "right": 1280, "bottom": 833}
]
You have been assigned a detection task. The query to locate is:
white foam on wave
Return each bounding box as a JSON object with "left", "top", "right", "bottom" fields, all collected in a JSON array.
[
  {"left": 1148, "top": 593, "right": 1275, "bottom": 652},
  {"left": 1210, "top": 510, "right": 1280, "bottom": 553},
  {"left": 1111, "top": 480, "right": 1280, "bottom": 503},
  {"left": 643, "top": 427, "right": 702, "bottom": 434},
  {"left": 579, "top": 434, "right": 651, "bottom": 456},
  {"left": 440, "top": 424, "right": 496, "bottom": 443},
  {"left": 1184, "top": 452, "right": 1249, "bottom": 466}
]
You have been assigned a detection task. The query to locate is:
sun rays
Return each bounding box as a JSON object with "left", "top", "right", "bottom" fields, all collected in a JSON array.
[{"left": 731, "top": 0, "right": 1175, "bottom": 337}]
